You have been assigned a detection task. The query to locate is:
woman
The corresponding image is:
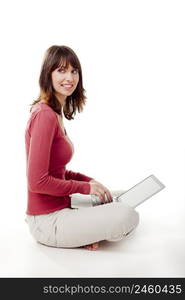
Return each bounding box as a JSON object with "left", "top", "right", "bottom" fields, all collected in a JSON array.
[{"left": 25, "top": 45, "right": 139, "bottom": 250}]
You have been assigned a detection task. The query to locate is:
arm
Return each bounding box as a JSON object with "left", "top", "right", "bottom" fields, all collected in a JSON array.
[
  {"left": 65, "top": 169, "right": 94, "bottom": 182},
  {"left": 27, "top": 110, "right": 91, "bottom": 196}
]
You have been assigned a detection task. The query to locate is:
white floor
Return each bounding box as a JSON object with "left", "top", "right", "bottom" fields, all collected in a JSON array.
[{"left": 0, "top": 191, "right": 185, "bottom": 278}]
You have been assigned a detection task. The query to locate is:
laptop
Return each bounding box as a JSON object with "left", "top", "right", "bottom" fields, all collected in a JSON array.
[{"left": 114, "top": 174, "right": 165, "bottom": 208}]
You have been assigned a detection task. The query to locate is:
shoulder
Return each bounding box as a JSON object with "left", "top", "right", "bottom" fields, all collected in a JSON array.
[
  {"left": 28, "top": 103, "right": 58, "bottom": 134},
  {"left": 31, "top": 102, "right": 57, "bottom": 122}
]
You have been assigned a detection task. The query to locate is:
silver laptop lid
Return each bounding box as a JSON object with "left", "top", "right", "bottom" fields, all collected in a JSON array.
[{"left": 117, "top": 175, "right": 165, "bottom": 208}]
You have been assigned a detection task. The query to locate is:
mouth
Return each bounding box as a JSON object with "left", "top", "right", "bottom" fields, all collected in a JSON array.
[
  {"left": 61, "top": 84, "right": 74, "bottom": 91},
  {"left": 61, "top": 84, "right": 73, "bottom": 88}
]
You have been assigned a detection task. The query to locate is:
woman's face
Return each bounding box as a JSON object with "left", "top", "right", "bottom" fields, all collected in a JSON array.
[{"left": 51, "top": 63, "right": 79, "bottom": 100}]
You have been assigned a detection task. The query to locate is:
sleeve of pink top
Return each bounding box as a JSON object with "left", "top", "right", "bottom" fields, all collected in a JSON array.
[
  {"left": 27, "top": 109, "right": 91, "bottom": 196},
  {"left": 65, "top": 169, "right": 94, "bottom": 182}
]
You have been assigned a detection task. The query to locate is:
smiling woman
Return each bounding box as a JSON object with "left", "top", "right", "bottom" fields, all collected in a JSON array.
[{"left": 25, "top": 45, "right": 139, "bottom": 251}]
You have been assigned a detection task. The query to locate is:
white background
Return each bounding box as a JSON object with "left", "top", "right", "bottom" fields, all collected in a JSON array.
[{"left": 0, "top": 0, "right": 184, "bottom": 277}]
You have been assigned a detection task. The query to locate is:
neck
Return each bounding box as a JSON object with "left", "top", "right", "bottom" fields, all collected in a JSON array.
[{"left": 55, "top": 93, "right": 67, "bottom": 108}]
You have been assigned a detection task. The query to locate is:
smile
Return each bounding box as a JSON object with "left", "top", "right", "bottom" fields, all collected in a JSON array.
[{"left": 61, "top": 84, "right": 73, "bottom": 88}]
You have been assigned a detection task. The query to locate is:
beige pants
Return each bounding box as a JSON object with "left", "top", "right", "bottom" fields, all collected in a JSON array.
[{"left": 25, "top": 190, "right": 139, "bottom": 248}]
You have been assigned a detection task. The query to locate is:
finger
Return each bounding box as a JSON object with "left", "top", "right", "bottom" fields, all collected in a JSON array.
[
  {"left": 104, "top": 192, "right": 111, "bottom": 204},
  {"left": 97, "top": 193, "right": 104, "bottom": 204},
  {"left": 103, "top": 193, "right": 108, "bottom": 203},
  {"left": 101, "top": 186, "right": 112, "bottom": 202},
  {"left": 105, "top": 190, "right": 113, "bottom": 202},
  {"left": 108, "top": 192, "right": 113, "bottom": 202},
  {"left": 100, "top": 193, "right": 106, "bottom": 204},
  {"left": 100, "top": 194, "right": 105, "bottom": 204}
]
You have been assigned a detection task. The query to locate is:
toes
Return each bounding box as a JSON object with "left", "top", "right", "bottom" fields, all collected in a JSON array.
[
  {"left": 84, "top": 242, "right": 99, "bottom": 250},
  {"left": 91, "top": 242, "right": 99, "bottom": 250},
  {"left": 93, "top": 242, "right": 99, "bottom": 249}
]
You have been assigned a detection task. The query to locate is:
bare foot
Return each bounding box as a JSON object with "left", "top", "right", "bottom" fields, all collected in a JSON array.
[{"left": 83, "top": 242, "right": 99, "bottom": 250}]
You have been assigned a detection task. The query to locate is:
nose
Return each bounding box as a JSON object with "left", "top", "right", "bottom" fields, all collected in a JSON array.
[{"left": 65, "top": 71, "right": 73, "bottom": 82}]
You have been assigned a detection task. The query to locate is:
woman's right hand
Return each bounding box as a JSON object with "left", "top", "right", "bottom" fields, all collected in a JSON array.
[{"left": 89, "top": 181, "right": 113, "bottom": 204}]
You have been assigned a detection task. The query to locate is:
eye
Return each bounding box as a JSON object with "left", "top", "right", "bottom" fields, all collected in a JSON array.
[
  {"left": 58, "top": 67, "right": 65, "bottom": 73},
  {"left": 72, "top": 69, "right": 78, "bottom": 74}
]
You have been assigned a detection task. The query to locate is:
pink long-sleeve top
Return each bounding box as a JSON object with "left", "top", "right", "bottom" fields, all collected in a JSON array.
[{"left": 25, "top": 101, "right": 93, "bottom": 215}]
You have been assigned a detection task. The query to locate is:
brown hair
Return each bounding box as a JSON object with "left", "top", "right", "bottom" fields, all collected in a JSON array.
[{"left": 29, "top": 45, "right": 87, "bottom": 120}]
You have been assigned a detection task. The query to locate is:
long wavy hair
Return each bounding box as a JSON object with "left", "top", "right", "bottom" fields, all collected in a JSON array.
[{"left": 29, "top": 45, "right": 87, "bottom": 120}]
